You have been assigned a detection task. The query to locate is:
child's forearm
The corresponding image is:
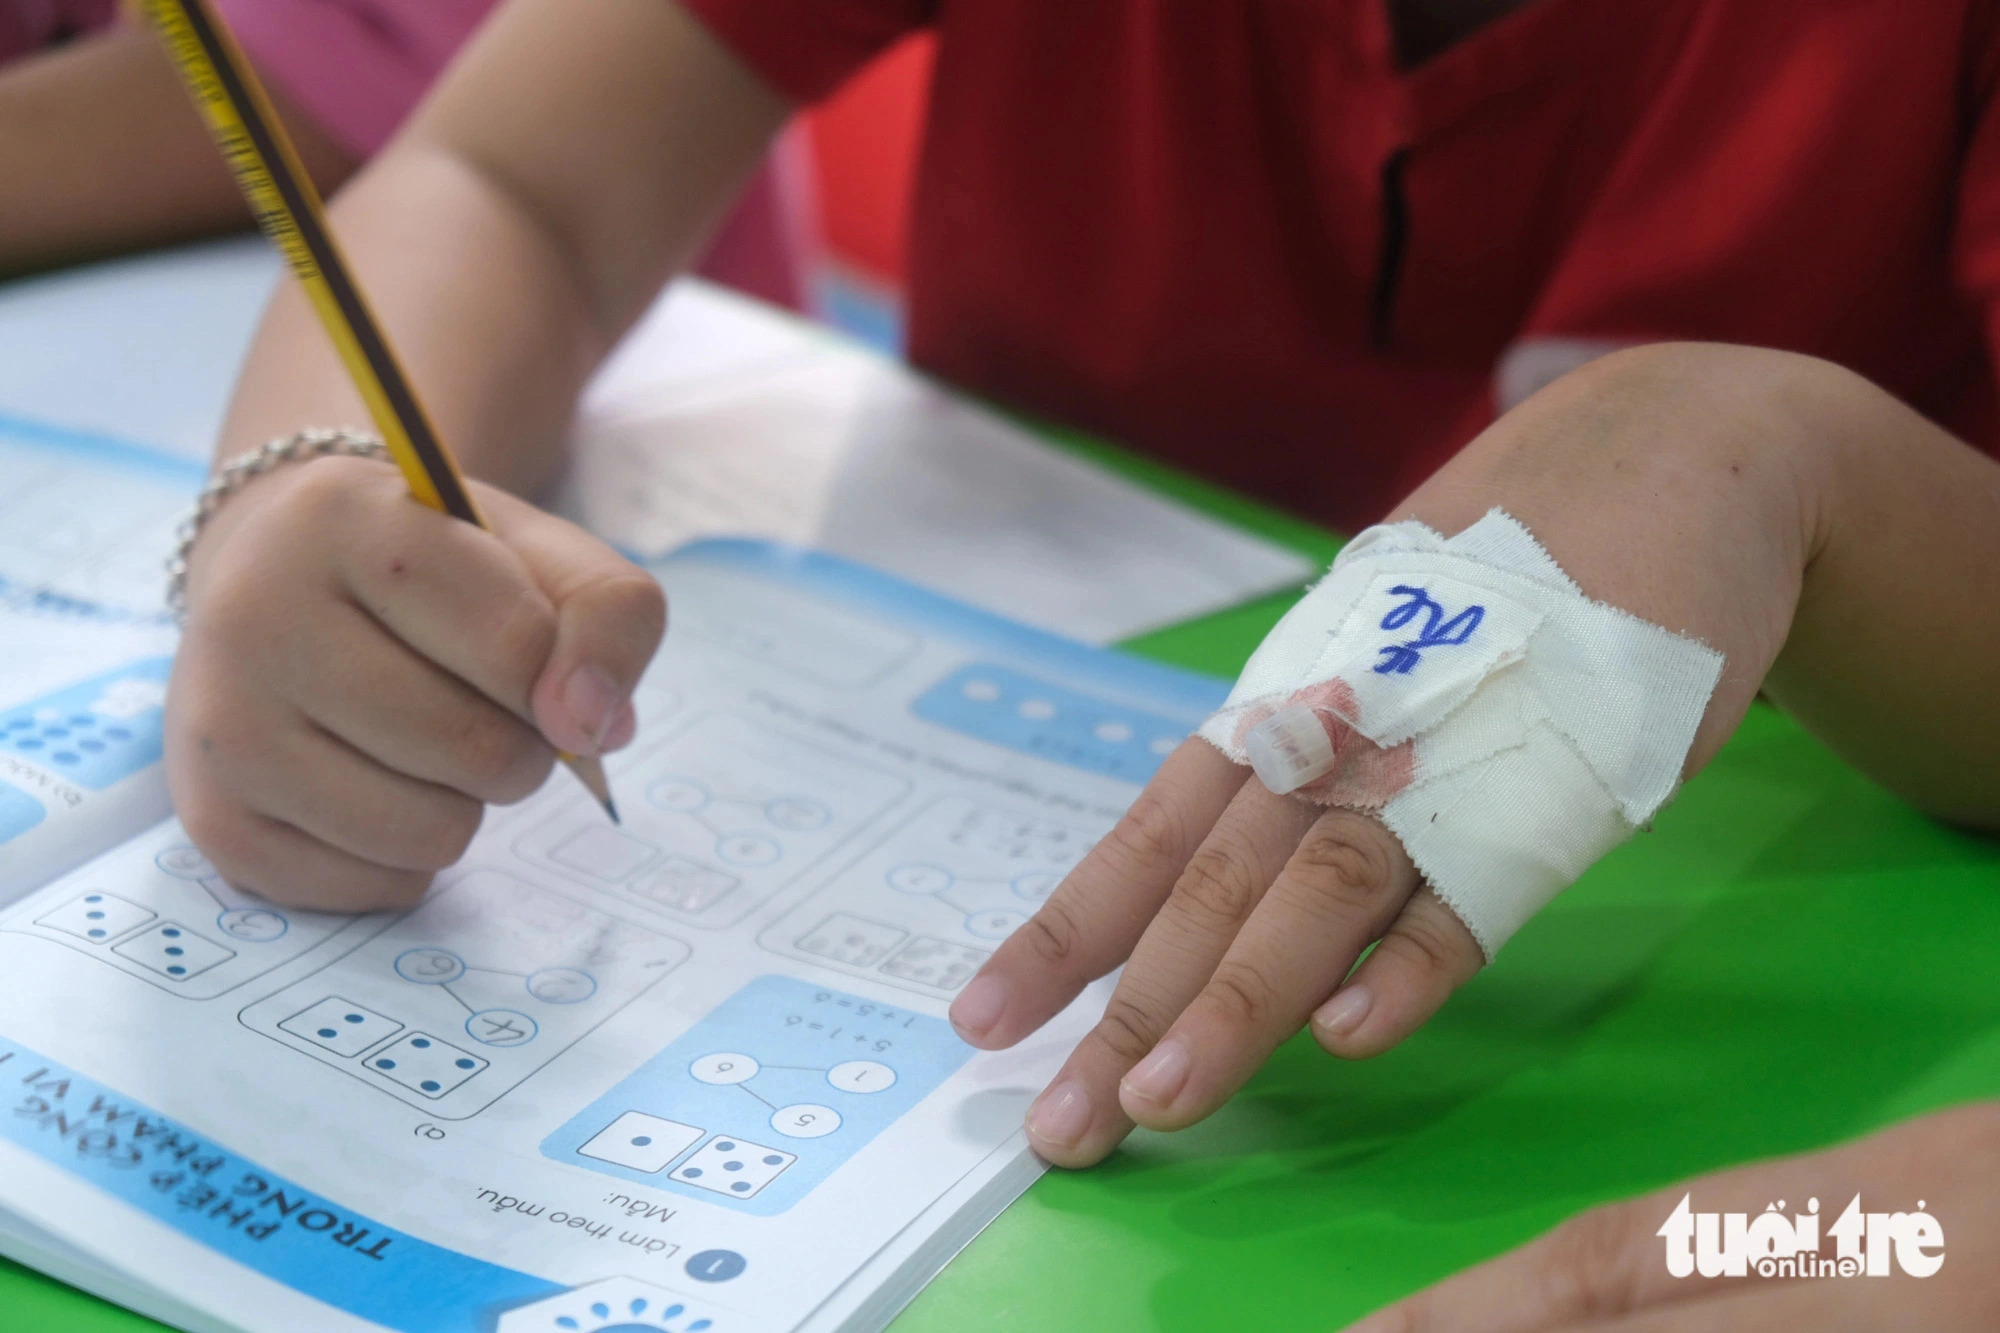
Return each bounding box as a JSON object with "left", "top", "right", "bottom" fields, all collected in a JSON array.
[
  {"left": 0, "top": 24, "right": 354, "bottom": 277},
  {"left": 214, "top": 0, "right": 788, "bottom": 497},
  {"left": 214, "top": 144, "right": 613, "bottom": 498},
  {"left": 1766, "top": 358, "right": 2000, "bottom": 830}
]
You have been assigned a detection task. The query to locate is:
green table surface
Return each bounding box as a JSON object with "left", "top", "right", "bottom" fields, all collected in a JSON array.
[{"left": 5, "top": 429, "right": 1998, "bottom": 1332}]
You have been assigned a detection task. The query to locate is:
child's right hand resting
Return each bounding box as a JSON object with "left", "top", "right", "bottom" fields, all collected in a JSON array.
[
  {"left": 163, "top": 453, "right": 665, "bottom": 913},
  {"left": 952, "top": 343, "right": 2000, "bottom": 1167}
]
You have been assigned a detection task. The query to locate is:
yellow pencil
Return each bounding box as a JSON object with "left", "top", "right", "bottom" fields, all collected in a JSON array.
[{"left": 139, "top": 0, "right": 620, "bottom": 823}]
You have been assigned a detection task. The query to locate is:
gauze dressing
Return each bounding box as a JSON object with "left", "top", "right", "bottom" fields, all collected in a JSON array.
[{"left": 1199, "top": 510, "right": 1723, "bottom": 958}]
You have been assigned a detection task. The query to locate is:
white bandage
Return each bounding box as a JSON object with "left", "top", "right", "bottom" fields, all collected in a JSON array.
[{"left": 1198, "top": 509, "right": 1722, "bottom": 959}]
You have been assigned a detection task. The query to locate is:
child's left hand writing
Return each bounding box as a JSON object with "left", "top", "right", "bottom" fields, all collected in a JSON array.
[{"left": 165, "top": 457, "right": 666, "bottom": 913}]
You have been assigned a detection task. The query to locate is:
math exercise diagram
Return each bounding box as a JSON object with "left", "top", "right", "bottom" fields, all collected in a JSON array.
[
  {"left": 514, "top": 712, "right": 908, "bottom": 930},
  {"left": 241, "top": 870, "right": 691, "bottom": 1118},
  {"left": 545, "top": 975, "right": 970, "bottom": 1215},
  {"left": 3, "top": 841, "right": 359, "bottom": 998},
  {"left": 760, "top": 796, "right": 1104, "bottom": 998}
]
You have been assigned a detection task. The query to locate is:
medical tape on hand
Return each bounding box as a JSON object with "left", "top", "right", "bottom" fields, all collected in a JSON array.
[{"left": 1197, "top": 509, "right": 1723, "bottom": 959}]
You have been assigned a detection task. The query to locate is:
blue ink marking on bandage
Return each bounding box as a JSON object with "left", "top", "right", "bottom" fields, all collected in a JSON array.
[{"left": 1373, "top": 585, "right": 1485, "bottom": 675}]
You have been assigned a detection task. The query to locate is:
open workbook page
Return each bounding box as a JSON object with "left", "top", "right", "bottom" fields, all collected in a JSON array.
[
  {"left": 0, "top": 537, "right": 1226, "bottom": 1332},
  {"left": 0, "top": 416, "right": 194, "bottom": 903}
]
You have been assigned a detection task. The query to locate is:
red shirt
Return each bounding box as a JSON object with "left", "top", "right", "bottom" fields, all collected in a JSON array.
[{"left": 684, "top": 0, "right": 2000, "bottom": 530}]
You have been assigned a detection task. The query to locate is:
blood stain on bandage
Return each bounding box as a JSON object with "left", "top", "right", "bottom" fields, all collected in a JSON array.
[{"left": 1232, "top": 680, "right": 1414, "bottom": 809}]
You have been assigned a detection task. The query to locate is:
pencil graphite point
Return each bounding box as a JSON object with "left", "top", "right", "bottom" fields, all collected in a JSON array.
[{"left": 565, "top": 753, "right": 619, "bottom": 824}]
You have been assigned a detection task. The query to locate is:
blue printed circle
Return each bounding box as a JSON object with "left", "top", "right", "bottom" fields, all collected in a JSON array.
[
  {"left": 685, "top": 1249, "right": 747, "bottom": 1283},
  {"left": 394, "top": 947, "right": 466, "bottom": 984},
  {"left": 218, "top": 907, "right": 289, "bottom": 942},
  {"left": 465, "top": 1009, "right": 538, "bottom": 1047},
  {"left": 155, "top": 846, "right": 216, "bottom": 879},
  {"left": 525, "top": 967, "right": 596, "bottom": 1004}
]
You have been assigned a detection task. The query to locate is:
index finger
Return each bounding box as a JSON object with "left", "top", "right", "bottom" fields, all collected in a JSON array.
[{"left": 948, "top": 740, "right": 1248, "bottom": 1048}]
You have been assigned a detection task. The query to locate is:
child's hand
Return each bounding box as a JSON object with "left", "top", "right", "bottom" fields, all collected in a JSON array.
[
  {"left": 951, "top": 737, "right": 1484, "bottom": 1166},
  {"left": 950, "top": 343, "right": 2000, "bottom": 1167},
  {"left": 164, "top": 455, "right": 666, "bottom": 912}
]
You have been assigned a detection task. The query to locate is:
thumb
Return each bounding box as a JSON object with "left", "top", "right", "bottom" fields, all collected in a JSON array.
[{"left": 481, "top": 488, "right": 667, "bottom": 756}]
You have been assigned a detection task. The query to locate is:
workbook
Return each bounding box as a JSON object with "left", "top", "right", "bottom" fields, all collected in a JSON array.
[
  {"left": 0, "top": 418, "right": 191, "bottom": 902},
  {"left": 0, "top": 414, "right": 1229, "bottom": 1332}
]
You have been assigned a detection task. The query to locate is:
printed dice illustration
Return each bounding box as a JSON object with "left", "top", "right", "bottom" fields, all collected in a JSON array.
[
  {"left": 578, "top": 1111, "right": 706, "bottom": 1173},
  {"left": 37, "top": 892, "right": 154, "bottom": 944},
  {"left": 878, "top": 936, "right": 986, "bottom": 991},
  {"left": 796, "top": 913, "right": 906, "bottom": 967},
  {"left": 112, "top": 921, "right": 233, "bottom": 980},
  {"left": 630, "top": 856, "right": 740, "bottom": 912},
  {"left": 671, "top": 1134, "right": 795, "bottom": 1200},
  {"left": 366, "top": 1032, "right": 488, "bottom": 1098},
  {"left": 279, "top": 996, "right": 404, "bottom": 1057}
]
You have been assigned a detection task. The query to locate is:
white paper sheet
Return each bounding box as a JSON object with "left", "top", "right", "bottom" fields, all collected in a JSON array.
[
  {"left": 0, "top": 244, "right": 1313, "bottom": 641},
  {"left": 561, "top": 286, "right": 1315, "bottom": 643}
]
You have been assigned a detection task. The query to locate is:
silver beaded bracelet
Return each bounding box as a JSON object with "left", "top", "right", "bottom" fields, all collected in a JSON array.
[{"left": 164, "top": 427, "right": 390, "bottom": 624}]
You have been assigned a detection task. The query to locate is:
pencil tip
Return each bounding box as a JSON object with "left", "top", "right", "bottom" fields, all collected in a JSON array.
[{"left": 560, "top": 753, "right": 619, "bottom": 824}]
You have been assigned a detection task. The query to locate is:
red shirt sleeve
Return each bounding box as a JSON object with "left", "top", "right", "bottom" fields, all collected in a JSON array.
[{"left": 676, "top": 0, "right": 936, "bottom": 104}]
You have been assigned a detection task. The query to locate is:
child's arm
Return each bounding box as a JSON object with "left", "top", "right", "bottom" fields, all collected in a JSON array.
[
  {"left": 950, "top": 342, "right": 2000, "bottom": 1167},
  {"left": 213, "top": 0, "right": 787, "bottom": 493},
  {"left": 168, "top": 0, "right": 789, "bottom": 906},
  {"left": 0, "top": 23, "right": 356, "bottom": 275}
]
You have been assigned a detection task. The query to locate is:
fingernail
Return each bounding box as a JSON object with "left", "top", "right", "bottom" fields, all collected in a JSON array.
[
  {"left": 1315, "top": 985, "right": 1373, "bottom": 1038},
  {"left": 600, "top": 700, "right": 638, "bottom": 754},
  {"left": 950, "top": 975, "right": 1006, "bottom": 1041},
  {"left": 1121, "top": 1038, "right": 1190, "bottom": 1107},
  {"left": 1026, "top": 1080, "right": 1092, "bottom": 1148},
  {"left": 562, "top": 664, "right": 622, "bottom": 751}
]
